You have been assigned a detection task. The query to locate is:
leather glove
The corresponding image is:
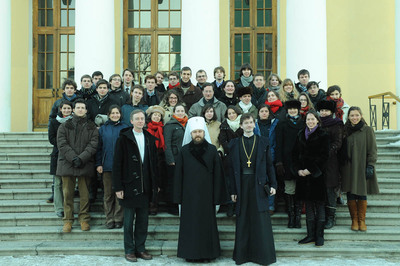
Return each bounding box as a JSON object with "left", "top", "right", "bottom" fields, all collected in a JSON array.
[
  {"left": 276, "top": 162, "right": 285, "bottom": 177},
  {"left": 366, "top": 165, "right": 374, "bottom": 180},
  {"left": 72, "top": 157, "right": 83, "bottom": 168}
]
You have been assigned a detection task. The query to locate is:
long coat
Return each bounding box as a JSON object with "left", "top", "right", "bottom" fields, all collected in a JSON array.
[
  {"left": 206, "top": 120, "right": 223, "bottom": 153},
  {"left": 174, "top": 84, "right": 202, "bottom": 110},
  {"left": 95, "top": 120, "right": 129, "bottom": 172},
  {"left": 56, "top": 115, "right": 98, "bottom": 177},
  {"left": 163, "top": 117, "right": 185, "bottom": 165},
  {"left": 254, "top": 118, "right": 279, "bottom": 162},
  {"left": 321, "top": 119, "right": 344, "bottom": 188},
  {"left": 292, "top": 127, "right": 330, "bottom": 201},
  {"left": 228, "top": 136, "right": 277, "bottom": 215},
  {"left": 173, "top": 142, "right": 228, "bottom": 259},
  {"left": 341, "top": 124, "right": 379, "bottom": 196},
  {"left": 86, "top": 94, "right": 117, "bottom": 121},
  {"left": 112, "top": 128, "right": 158, "bottom": 208},
  {"left": 275, "top": 116, "right": 305, "bottom": 180},
  {"left": 218, "top": 120, "right": 243, "bottom": 155}
]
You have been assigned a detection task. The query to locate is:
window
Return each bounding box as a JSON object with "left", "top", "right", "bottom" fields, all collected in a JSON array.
[
  {"left": 230, "top": 0, "right": 277, "bottom": 79},
  {"left": 124, "top": 0, "right": 181, "bottom": 83},
  {"left": 33, "top": 0, "right": 75, "bottom": 129}
]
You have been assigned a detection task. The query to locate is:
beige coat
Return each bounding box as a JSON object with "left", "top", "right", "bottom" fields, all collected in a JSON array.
[
  {"left": 206, "top": 120, "right": 224, "bottom": 154},
  {"left": 341, "top": 124, "right": 379, "bottom": 196}
]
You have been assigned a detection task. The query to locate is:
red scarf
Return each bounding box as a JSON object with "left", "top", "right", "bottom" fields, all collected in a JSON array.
[
  {"left": 147, "top": 121, "right": 165, "bottom": 150},
  {"left": 300, "top": 106, "right": 310, "bottom": 118},
  {"left": 265, "top": 99, "right": 283, "bottom": 114},
  {"left": 173, "top": 115, "right": 188, "bottom": 128},
  {"left": 168, "top": 82, "right": 180, "bottom": 90},
  {"left": 327, "top": 96, "right": 344, "bottom": 120}
]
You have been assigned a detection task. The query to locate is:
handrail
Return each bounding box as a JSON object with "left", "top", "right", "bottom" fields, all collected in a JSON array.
[
  {"left": 368, "top": 91, "right": 400, "bottom": 102},
  {"left": 368, "top": 91, "right": 400, "bottom": 130}
]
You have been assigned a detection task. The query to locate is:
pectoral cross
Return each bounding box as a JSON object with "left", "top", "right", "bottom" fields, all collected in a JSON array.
[{"left": 247, "top": 160, "right": 251, "bottom": 168}]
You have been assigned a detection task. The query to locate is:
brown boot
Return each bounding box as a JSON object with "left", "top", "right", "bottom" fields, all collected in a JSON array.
[
  {"left": 62, "top": 222, "right": 72, "bottom": 233},
  {"left": 357, "top": 200, "right": 367, "bottom": 231},
  {"left": 347, "top": 200, "right": 359, "bottom": 231},
  {"left": 81, "top": 221, "right": 90, "bottom": 231}
]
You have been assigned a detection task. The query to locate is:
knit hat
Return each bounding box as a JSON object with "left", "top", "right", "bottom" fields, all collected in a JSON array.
[
  {"left": 316, "top": 100, "right": 336, "bottom": 113},
  {"left": 146, "top": 105, "right": 165, "bottom": 117},
  {"left": 237, "top": 86, "right": 253, "bottom": 98},
  {"left": 284, "top": 100, "right": 301, "bottom": 110}
]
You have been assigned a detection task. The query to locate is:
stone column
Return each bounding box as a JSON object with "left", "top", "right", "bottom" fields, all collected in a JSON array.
[
  {"left": 396, "top": 0, "right": 400, "bottom": 129},
  {"left": 286, "top": 0, "right": 327, "bottom": 90},
  {"left": 181, "top": 0, "right": 220, "bottom": 83},
  {"left": 75, "top": 0, "right": 115, "bottom": 84},
  {"left": 0, "top": 0, "right": 11, "bottom": 132}
]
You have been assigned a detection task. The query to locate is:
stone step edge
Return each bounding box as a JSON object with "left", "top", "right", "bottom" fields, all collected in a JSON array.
[{"left": 0, "top": 240, "right": 399, "bottom": 258}]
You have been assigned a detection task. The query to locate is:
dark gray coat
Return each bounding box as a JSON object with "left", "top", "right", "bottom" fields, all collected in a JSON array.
[{"left": 163, "top": 117, "right": 186, "bottom": 165}]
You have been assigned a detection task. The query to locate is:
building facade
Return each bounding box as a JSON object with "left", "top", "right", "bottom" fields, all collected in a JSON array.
[{"left": 1, "top": 0, "right": 399, "bottom": 132}]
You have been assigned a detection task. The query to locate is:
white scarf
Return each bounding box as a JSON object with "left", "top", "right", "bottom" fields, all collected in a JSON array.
[
  {"left": 227, "top": 114, "right": 242, "bottom": 132},
  {"left": 239, "top": 101, "right": 253, "bottom": 113}
]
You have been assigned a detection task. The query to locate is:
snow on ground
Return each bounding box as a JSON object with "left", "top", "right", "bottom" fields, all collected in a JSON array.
[{"left": 0, "top": 255, "right": 398, "bottom": 265}]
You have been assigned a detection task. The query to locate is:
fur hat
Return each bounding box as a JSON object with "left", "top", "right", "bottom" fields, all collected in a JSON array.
[
  {"left": 284, "top": 100, "right": 301, "bottom": 110},
  {"left": 146, "top": 105, "right": 165, "bottom": 117},
  {"left": 317, "top": 100, "right": 336, "bottom": 113},
  {"left": 237, "top": 86, "right": 253, "bottom": 98}
]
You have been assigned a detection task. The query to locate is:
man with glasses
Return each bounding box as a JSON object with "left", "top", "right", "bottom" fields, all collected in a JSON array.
[
  {"left": 195, "top": 70, "right": 208, "bottom": 90},
  {"left": 109, "top": 74, "right": 130, "bottom": 107}
]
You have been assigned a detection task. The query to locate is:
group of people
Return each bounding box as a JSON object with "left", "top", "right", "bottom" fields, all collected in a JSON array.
[{"left": 45, "top": 64, "right": 379, "bottom": 265}]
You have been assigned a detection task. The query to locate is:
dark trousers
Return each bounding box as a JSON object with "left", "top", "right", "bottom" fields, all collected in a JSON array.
[
  {"left": 326, "top": 187, "right": 337, "bottom": 208},
  {"left": 305, "top": 200, "right": 325, "bottom": 222},
  {"left": 123, "top": 206, "right": 149, "bottom": 254}
]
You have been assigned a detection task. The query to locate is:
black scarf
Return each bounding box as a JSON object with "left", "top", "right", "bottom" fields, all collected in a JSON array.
[
  {"left": 321, "top": 115, "right": 343, "bottom": 127},
  {"left": 180, "top": 79, "right": 192, "bottom": 88},
  {"left": 94, "top": 93, "right": 109, "bottom": 104},
  {"left": 189, "top": 139, "right": 208, "bottom": 168},
  {"left": 203, "top": 97, "right": 215, "bottom": 105},
  {"left": 258, "top": 118, "right": 272, "bottom": 126},
  {"left": 346, "top": 120, "right": 365, "bottom": 137}
]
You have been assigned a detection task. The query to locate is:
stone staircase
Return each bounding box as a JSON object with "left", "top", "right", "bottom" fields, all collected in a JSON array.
[{"left": 0, "top": 131, "right": 400, "bottom": 258}]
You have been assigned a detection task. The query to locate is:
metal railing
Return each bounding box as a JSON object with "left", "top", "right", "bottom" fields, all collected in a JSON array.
[{"left": 368, "top": 92, "right": 400, "bottom": 130}]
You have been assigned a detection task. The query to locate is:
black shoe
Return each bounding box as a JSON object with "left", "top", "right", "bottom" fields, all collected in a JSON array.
[
  {"left": 56, "top": 211, "right": 64, "bottom": 218},
  {"left": 324, "top": 207, "right": 336, "bottom": 229},
  {"left": 337, "top": 196, "right": 344, "bottom": 205},
  {"left": 46, "top": 195, "right": 54, "bottom": 203},
  {"left": 227, "top": 204, "right": 235, "bottom": 217},
  {"left": 298, "top": 220, "right": 315, "bottom": 244},
  {"left": 106, "top": 222, "right": 115, "bottom": 229},
  {"left": 115, "top": 222, "right": 123, "bottom": 228},
  {"left": 315, "top": 221, "right": 325, "bottom": 246}
]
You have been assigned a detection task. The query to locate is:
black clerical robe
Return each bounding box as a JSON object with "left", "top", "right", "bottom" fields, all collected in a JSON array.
[{"left": 173, "top": 140, "right": 228, "bottom": 260}]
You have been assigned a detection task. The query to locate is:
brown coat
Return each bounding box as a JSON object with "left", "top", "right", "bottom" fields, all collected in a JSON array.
[
  {"left": 175, "top": 84, "right": 202, "bottom": 111},
  {"left": 56, "top": 115, "right": 99, "bottom": 177},
  {"left": 206, "top": 120, "right": 223, "bottom": 154},
  {"left": 341, "top": 124, "right": 379, "bottom": 196}
]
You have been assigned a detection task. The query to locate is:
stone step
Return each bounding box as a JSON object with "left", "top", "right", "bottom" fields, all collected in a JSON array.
[
  {"left": 0, "top": 138, "right": 50, "bottom": 145},
  {"left": 0, "top": 161, "right": 50, "bottom": 170},
  {"left": 1, "top": 211, "right": 399, "bottom": 227},
  {"left": 377, "top": 178, "right": 400, "bottom": 189},
  {"left": 0, "top": 132, "right": 47, "bottom": 139},
  {"left": 0, "top": 153, "right": 50, "bottom": 161},
  {"left": 377, "top": 145, "right": 400, "bottom": 153},
  {"left": 1, "top": 240, "right": 399, "bottom": 258},
  {"left": 0, "top": 170, "right": 51, "bottom": 179},
  {"left": 367, "top": 189, "right": 400, "bottom": 200},
  {"left": 0, "top": 179, "right": 53, "bottom": 189},
  {"left": 0, "top": 224, "right": 399, "bottom": 242},
  {"left": 377, "top": 152, "right": 400, "bottom": 160},
  {"left": 0, "top": 145, "right": 53, "bottom": 153},
  {"left": 375, "top": 160, "right": 400, "bottom": 169},
  {"left": 376, "top": 169, "right": 400, "bottom": 179},
  {"left": 375, "top": 136, "right": 400, "bottom": 145},
  {"left": 374, "top": 130, "right": 400, "bottom": 137}
]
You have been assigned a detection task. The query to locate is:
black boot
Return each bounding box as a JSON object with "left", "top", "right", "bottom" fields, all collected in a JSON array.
[
  {"left": 298, "top": 220, "right": 315, "bottom": 244},
  {"left": 285, "top": 194, "right": 295, "bottom": 228},
  {"left": 227, "top": 203, "right": 235, "bottom": 217},
  {"left": 294, "top": 200, "right": 302, "bottom": 228},
  {"left": 315, "top": 221, "right": 325, "bottom": 246},
  {"left": 324, "top": 207, "right": 336, "bottom": 229}
]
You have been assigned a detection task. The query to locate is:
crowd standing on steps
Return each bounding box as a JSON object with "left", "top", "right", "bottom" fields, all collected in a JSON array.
[{"left": 45, "top": 65, "right": 378, "bottom": 265}]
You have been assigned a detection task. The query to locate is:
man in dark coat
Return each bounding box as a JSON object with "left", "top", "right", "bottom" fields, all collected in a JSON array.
[
  {"left": 173, "top": 116, "right": 228, "bottom": 262},
  {"left": 48, "top": 79, "right": 82, "bottom": 120},
  {"left": 228, "top": 113, "right": 277, "bottom": 265},
  {"left": 143, "top": 75, "right": 161, "bottom": 107},
  {"left": 112, "top": 109, "right": 158, "bottom": 263},
  {"left": 86, "top": 79, "right": 117, "bottom": 126},
  {"left": 57, "top": 99, "right": 98, "bottom": 233},
  {"left": 175, "top": 67, "right": 202, "bottom": 110}
]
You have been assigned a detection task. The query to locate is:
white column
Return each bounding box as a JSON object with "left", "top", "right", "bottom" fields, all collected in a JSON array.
[
  {"left": 75, "top": 0, "right": 115, "bottom": 84},
  {"left": 286, "top": 0, "right": 327, "bottom": 90},
  {"left": 0, "top": 0, "right": 11, "bottom": 132},
  {"left": 181, "top": 0, "right": 220, "bottom": 83},
  {"left": 396, "top": 0, "right": 400, "bottom": 129}
]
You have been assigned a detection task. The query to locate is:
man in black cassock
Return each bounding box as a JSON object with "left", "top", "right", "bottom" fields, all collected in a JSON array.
[
  {"left": 173, "top": 116, "right": 228, "bottom": 262},
  {"left": 228, "top": 113, "right": 277, "bottom": 265}
]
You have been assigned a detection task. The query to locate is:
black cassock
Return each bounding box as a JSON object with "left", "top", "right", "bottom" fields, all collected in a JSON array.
[{"left": 173, "top": 140, "right": 228, "bottom": 260}]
